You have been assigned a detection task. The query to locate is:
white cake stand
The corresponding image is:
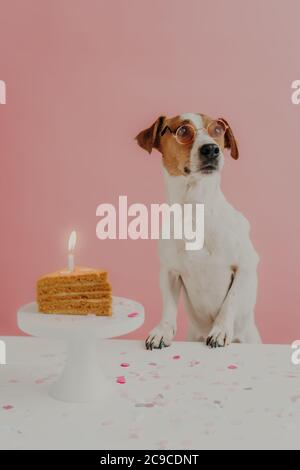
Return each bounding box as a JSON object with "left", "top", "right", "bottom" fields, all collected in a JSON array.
[{"left": 17, "top": 297, "right": 144, "bottom": 403}]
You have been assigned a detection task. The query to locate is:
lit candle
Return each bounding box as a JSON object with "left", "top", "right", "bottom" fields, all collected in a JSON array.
[{"left": 68, "top": 230, "right": 77, "bottom": 272}]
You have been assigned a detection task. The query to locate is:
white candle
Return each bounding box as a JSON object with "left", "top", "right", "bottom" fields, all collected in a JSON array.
[
  {"left": 68, "top": 253, "right": 75, "bottom": 272},
  {"left": 68, "top": 230, "right": 77, "bottom": 272}
]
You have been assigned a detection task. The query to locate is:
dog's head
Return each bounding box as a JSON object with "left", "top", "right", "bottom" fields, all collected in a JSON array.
[{"left": 135, "top": 113, "right": 238, "bottom": 177}]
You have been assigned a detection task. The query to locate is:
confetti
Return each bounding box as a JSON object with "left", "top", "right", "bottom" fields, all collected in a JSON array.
[
  {"left": 227, "top": 364, "right": 238, "bottom": 370},
  {"left": 35, "top": 378, "right": 46, "bottom": 384},
  {"left": 157, "top": 439, "right": 169, "bottom": 449},
  {"left": 173, "top": 355, "right": 181, "bottom": 360},
  {"left": 116, "top": 376, "right": 126, "bottom": 384},
  {"left": 2, "top": 405, "right": 14, "bottom": 410},
  {"left": 148, "top": 362, "right": 157, "bottom": 366},
  {"left": 152, "top": 373, "right": 161, "bottom": 379},
  {"left": 128, "top": 312, "right": 139, "bottom": 318},
  {"left": 120, "top": 363, "right": 130, "bottom": 368},
  {"left": 291, "top": 395, "right": 300, "bottom": 403}
]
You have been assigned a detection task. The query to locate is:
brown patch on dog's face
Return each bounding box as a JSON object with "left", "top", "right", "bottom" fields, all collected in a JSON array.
[
  {"left": 135, "top": 115, "right": 193, "bottom": 176},
  {"left": 160, "top": 116, "right": 193, "bottom": 176}
]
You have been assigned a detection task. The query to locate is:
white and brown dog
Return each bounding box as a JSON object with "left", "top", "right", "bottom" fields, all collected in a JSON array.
[{"left": 136, "top": 112, "right": 261, "bottom": 349}]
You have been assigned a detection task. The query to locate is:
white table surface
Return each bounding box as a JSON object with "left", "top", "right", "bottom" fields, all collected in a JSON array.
[{"left": 0, "top": 337, "right": 299, "bottom": 450}]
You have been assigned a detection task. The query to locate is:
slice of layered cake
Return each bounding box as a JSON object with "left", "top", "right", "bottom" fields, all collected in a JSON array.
[{"left": 37, "top": 267, "right": 112, "bottom": 315}]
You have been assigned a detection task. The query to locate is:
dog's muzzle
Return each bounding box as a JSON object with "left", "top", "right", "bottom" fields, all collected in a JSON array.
[{"left": 198, "top": 144, "right": 219, "bottom": 174}]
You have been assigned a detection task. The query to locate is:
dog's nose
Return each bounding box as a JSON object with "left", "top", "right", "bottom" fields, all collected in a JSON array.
[{"left": 199, "top": 144, "right": 220, "bottom": 159}]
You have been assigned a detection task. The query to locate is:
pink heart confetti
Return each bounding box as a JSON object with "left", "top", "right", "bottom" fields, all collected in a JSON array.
[
  {"left": 227, "top": 364, "right": 238, "bottom": 370},
  {"left": 157, "top": 439, "right": 169, "bottom": 449},
  {"left": 128, "top": 312, "right": 139, "bottom": 318},
  {"left": 2, "top": 405, "right": 14, "bottom": 410},
  {"left": 116, "top": 376, "right": 126, "bottom": 384},
  {"left": 173, "top": 355, "right": 181, "bottom": 360},
  {"left": 35, "top": 378, "right": 46, "bottom": 384},
  {"left": 120, "top": 362, "right": 130, "bottom": 368}
]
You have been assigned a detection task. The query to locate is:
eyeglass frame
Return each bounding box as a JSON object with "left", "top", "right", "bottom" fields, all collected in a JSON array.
[{"left": 160, "top": 118, "right": 229, "bottom": 145}]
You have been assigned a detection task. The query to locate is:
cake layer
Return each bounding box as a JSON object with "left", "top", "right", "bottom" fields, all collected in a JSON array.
[
  {"left": 38, "top": 299, "right": 112, "bottom": 316},
  {"left": 37, "top": 267, "right": 108, "bottom": 287},
  {"left": 39, "top": 291, "right": 112, "bottom": 301},
  {"left": 37, "top": 282, "right": 111, "bottom": 296}
]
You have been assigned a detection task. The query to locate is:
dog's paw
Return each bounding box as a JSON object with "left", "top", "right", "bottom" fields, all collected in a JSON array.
[
  {"left": 206, "top": 322, "right": 233, "bottom": 348},
  {"left": 145, "top": 322, "right": 175, "bottom": 350}
]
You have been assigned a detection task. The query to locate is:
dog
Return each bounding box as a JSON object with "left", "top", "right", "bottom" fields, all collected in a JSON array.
[{"left": 136, "top": 112, "right": 261, "bottom": 349}]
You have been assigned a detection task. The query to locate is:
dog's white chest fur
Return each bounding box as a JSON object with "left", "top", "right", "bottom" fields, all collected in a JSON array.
[{"left": 158, "top": 168, "right": 260, "bottom": 343}]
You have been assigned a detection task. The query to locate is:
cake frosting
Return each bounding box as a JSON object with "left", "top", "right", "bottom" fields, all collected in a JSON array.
[{"left": 37, "top": 266, "right": 112, "bottom": 315}]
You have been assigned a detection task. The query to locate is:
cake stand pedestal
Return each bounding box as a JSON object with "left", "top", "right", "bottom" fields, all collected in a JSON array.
[{"left": 17, "top": 297, "right": 144, "bottom": 403}]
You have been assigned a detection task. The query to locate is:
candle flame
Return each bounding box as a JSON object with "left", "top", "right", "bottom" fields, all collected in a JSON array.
[{"left": 68, "top": 230, "right": 77, "bottom": 252}]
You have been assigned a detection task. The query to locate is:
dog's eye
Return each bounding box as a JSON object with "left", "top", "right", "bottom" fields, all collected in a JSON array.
[
  {"left": 175, "top": 125, "right": 195, "bottom": 144},
  {"left": 208, "top": 120, "right": 226, "bottom": 139}
]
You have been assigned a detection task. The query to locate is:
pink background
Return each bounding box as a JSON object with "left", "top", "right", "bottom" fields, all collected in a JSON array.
[{"left": 1, "top": 0, "right": 300, "bottom": 343}]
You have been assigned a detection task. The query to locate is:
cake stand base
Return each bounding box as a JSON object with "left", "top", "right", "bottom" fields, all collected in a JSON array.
[
  {"left": 50, "top": 339, "right": 113, "bottom": 403},
  {"left": 17, "top": 297, "right": 144, "bottom": 403}
]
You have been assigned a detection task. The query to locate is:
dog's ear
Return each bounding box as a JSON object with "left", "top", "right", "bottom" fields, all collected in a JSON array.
[
  {"left": 220, "top": 118, "right": 239, "bottom": 160},
  {"left": 135, "top": 116, "right": 166, "bottom": 154}
]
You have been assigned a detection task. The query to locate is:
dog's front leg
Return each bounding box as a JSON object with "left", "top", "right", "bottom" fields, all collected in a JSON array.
[
  {"left": 206, "top": 267, "right": 257, "bottom": 348},
  {"left": 145, "top": 269, "right": 181, "bottom": 350}
]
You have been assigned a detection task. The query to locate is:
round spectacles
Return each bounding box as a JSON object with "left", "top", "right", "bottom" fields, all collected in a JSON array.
[{"left": 162, "top": 119, "right": 228, "bottom": 145}]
